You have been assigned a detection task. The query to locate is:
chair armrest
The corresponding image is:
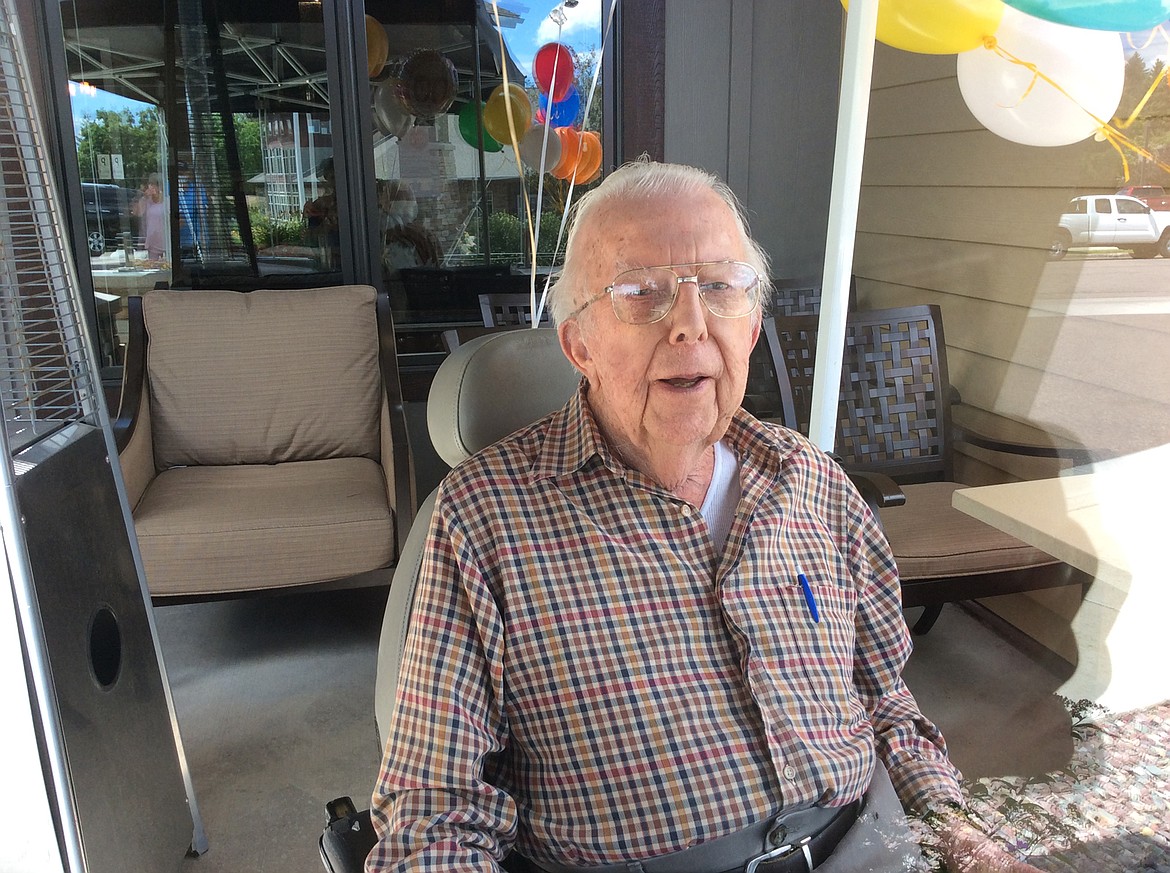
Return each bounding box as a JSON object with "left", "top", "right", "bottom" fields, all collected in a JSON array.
[
  {"left": 377, "top": 290, "right": 419, "bottom": 555},
  {"left": 951, "top": 403, "right": 1106, "bottom": 466},
  {"left": 112, "top": 296, "right": 156, "bottom": 509},
  {"left": 846, "top": 469, "right": 907, "bottom": 510},
  {"left": 827, "top": 451, "right": 906, "bottom": 513},
  {"left": 112, "top": 296, "right": 146, "bottom": 454}
]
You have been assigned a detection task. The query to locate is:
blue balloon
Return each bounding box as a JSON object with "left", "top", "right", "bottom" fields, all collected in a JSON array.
[
  {"left": 1002, "top": 0, "right": 1170, "bottom": 31},
  {"left": 537, "top": 86, "right": 581, "bottom": 128}
]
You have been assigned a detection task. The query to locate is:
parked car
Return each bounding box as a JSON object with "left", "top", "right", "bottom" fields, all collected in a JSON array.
[
  {"left": 1051, "top": 194, "right": 1170, "bottom": 259},
  {"left": 1115, "top": 185, "right": 1170, "bottom": 211},
  {"left": 81, "top": 182, "right": 140, "bottom": 257}
]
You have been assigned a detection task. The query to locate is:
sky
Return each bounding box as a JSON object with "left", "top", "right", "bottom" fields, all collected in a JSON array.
[{"left": 497, "top": 0, "right": 605, "bottom": 78}]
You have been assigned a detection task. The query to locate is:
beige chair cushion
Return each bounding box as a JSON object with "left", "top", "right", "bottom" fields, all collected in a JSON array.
[
  {"left": 144, "top": 286, "right": 382, "bottom": 468},
  {"left": 133, "top": 457, "right": 394, "bottom": 596},
  {"left": 879, "top": 481, "right": 1058, "bottom": 579}
]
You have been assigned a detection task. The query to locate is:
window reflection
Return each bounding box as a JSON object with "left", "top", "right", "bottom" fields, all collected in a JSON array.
[{"left": 59, "top": 0, "right": 605, "bottom": 375}]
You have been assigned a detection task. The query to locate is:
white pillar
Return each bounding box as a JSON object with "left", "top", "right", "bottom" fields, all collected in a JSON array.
[{"left": 809, "top": 0, "right": 879, "bottom": 450}]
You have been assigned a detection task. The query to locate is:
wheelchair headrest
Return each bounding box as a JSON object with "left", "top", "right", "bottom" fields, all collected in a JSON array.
[{"left": 426, "top": 328, "right": 581, "bottom": 468}]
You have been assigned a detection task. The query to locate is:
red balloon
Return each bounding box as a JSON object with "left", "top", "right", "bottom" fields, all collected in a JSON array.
[{"left": 533, "top": 43, "right": 575, "bottom": 103}]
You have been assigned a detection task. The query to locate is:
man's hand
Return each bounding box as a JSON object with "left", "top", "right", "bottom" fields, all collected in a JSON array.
[{"left": 935, "top": 812, "right": 1046, "bottom": 873}]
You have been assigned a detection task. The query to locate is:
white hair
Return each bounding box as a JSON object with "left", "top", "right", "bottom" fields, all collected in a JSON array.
[{"left": 548, "top": 158, "right": 773, "bottom": 324}]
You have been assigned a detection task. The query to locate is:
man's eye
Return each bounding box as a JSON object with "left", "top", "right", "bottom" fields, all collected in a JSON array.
[
  {"left": 615, "top": 283, "right": 659, "bottom": 298},
  {"left": 700, "top": 281, "right": 732, "bottom": 293}
]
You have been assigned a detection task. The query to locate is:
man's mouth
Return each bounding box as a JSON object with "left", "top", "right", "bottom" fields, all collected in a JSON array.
[{"left": 661, "top": 375, "right": 707, "bottom": 389}]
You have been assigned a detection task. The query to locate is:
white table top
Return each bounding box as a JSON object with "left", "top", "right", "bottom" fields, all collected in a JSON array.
[
  {"left": 953, "top": 443, "right": 1166, "bottom": 592},
  {"left": 953, "top": 446, "right": 1169, "bottom": 712}
]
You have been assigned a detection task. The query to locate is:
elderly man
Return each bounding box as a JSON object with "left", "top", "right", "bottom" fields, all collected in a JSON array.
[{"left": 368, "top": 161, "right": 1041, "bottom": 873}]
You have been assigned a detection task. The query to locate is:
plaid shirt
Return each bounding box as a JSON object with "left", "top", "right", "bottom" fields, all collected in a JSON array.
[{"left": 368, "top": 384, "right": 963, "bottom": 872}]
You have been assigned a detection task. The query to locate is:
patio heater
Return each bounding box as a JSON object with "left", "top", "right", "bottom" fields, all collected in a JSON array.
[{"left": 0, "top": 1, "right": 205, "bottom": 870}]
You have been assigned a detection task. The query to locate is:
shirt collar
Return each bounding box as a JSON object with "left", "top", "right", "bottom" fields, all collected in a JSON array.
[{"left": 529, "top": 381, "right": 804, "bottom": 483}]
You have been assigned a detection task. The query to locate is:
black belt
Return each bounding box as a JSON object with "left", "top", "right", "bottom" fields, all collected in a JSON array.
[{"left": 529, "top": 796, "right": 864, "bottom": 873}]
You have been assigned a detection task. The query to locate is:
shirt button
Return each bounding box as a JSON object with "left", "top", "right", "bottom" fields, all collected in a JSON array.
[{"left": 783, "top": 765, "right": 797, "bottom": 780}]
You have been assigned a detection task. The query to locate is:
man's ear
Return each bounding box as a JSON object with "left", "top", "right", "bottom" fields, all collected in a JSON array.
[
  {"left": 749, "top": 311, "right": 762, "bottom": 349},
  {"left": 558, "top": 318, "right": 592, "bottom": 378}
]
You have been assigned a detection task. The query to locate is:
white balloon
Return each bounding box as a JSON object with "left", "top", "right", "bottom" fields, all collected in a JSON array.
[
  {"left": 518, "top": 125, "right": 562, "bottom": 173},
  {"left": 372, "top": 80, "right": 413, "bottom": 140},
  {"left": 956, "top": 7, "right": 1124, "bottom": 148}
]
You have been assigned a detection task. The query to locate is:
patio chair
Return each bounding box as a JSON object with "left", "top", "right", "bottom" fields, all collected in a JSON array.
[
  {"left": 479, "top": 292, "right": 553, "bottom": 327},
  {"left": 113, "top": 285, "right": 413, "bottom": 601},
  {"left": 762, "top": 304, "right": 1090, "bottom": 634},
  {"left": 743, "top": 274, "right": 856, "bottom": 421}
]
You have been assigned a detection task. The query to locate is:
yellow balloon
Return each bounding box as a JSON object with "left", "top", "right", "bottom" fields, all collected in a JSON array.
[
  {"left": 365, "top": 15, "right": 389, "bottom": 78},
  {"left": 841, "top": 0, "right": 1004, "bottom": 55},
  {"left": 482, "top": 83, "right": 532, "bottom": 146}
]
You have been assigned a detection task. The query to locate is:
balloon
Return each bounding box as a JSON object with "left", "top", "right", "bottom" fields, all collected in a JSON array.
[
  {"left": 550, "top": 127, "right": 582, "bottom": 180},
  {"left": 372, "top": 80, "right": 413, "bottom": 139},
  {"left": 398, "top": 50, "right": 457, "bottom": 118},
  {"left": 1001, "top": 0, "right": 1170, "bottom": 31},
  {"left": 483, "top": 83, "right": 532, "bottom": 145},
  {"left": 365, "top": 15, "right": 389, "bottom": 78},
  {"left": 571, "top": 130, "right": 603, "bottom": 183},
  {"left": 518, "top": 125, "right": 562, "bottom": 171},
  {"left": 536, "top": 86, "right": 581, "bottom": 128},
  {"left": 841, "top": 0, "right": 1004, "bottom": 54},
  {"left": 957, "top": 7, "right": 1124, "bottom": 147},
  {"left": 457, "top": 101, "right": 502, "bottom": 152},
  {"left": 533, "top": 42, "right": 576, "bottom": 101}
]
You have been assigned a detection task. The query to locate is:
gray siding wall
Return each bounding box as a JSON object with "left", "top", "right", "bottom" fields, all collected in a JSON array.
[{"left": 663, "top": 0, "right": 842, "bottom": 282}]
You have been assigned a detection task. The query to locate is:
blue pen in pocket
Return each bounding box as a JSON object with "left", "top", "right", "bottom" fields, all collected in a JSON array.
[{"left": 797, "top": 572, "right": 820, "bottom": 624}]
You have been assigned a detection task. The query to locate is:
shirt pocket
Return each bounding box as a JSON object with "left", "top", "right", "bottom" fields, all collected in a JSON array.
[{"left": 768, "top": 576, "right": 861, "bottom": 727}]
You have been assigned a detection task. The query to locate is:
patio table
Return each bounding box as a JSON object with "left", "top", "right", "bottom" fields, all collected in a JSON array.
[{"left": 953, "top": 444, "right": 1170, "bottom": 713}]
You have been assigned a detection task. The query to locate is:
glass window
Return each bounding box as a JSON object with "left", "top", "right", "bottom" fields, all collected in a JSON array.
[
  {"left": 57, "top": 0, "right": 607, "bottom": 380},
  {"left": 62, "top": 1, "right": 346, "bottom": 371},
  {"left": 362, "top": 1, "right": 606, "bottom": 391}
]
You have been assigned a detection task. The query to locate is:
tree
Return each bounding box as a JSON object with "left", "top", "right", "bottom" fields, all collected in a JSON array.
[
  {"left": 233, "top": 114, "right": 263, "bottom": 181},
  {"left": 75, "top": 108, "right": 162, "bottom": 186}
]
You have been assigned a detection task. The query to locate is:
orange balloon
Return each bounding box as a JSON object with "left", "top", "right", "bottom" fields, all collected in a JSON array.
[
  {"left": 571, "top": 131, "right": 602, "bottom": 183},
  {"left": 365, "top": 15, "right": 388, "bottom": 78},
  {"left": 551, "top": 127, "right": 581, "bottom": 179}
]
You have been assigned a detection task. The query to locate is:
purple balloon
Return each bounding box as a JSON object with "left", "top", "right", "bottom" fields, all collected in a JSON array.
[{"left": 536, "top": 86, "right": 581, "bottom": 128}]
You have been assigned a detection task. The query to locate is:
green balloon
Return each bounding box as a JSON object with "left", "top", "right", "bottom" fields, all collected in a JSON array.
[{"left": 458, "top": 102, "right": 502, "bottom": 153}]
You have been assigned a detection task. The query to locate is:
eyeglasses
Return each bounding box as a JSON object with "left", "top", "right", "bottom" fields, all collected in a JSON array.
[{"left": 568, "top": 260, "right": 763, "bottom": 325}]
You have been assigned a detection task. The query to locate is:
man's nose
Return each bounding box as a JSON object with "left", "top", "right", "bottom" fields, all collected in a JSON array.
[{"left": 667, "top": 278, "right": 709, "bottom": 343}]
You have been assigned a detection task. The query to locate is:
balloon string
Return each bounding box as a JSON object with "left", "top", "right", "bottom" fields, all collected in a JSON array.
[
  {"left": 982, "top": 36, "right": 1170, "bottom": 182},
  {"left": 490, "top": 0, "right": 538, "bottom": 290},
  {"left": 1101, "top": 129, "right": 1132, "bottom": 181},
  {"left": 535, "top": 0, "right": 619, "bottom": 325},
  {"left": 1124, "top": 23, "right": 1169, "bottom": 55},
  {"left": 530, "top": 14, "right": 567, "bottom": 322},
  {"left": 1114, "top": 64, "right": 1168, "bottom": 131}
]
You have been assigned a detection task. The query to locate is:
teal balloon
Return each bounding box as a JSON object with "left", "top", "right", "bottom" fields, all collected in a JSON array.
[
  {"left": 1001, "top": 0, "right": 1170, "bottom": 31},
  {"left": 457, "top": 101, "right": 502, "bottom": 152}
]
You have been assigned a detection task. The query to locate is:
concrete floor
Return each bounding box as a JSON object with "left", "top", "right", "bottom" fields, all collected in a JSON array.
[{"left": 154, "top": 595, "right": 1075, "bottom": 873}]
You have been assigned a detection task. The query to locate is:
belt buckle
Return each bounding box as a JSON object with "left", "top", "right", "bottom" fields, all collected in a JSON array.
[{"left": 743, "top": 836, "right": 813, "bottom": 873}]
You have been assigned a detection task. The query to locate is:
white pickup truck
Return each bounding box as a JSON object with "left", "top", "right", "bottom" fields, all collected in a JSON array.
[{"left": 1051, "top": 194, "right": 1170, "bottom": 259}]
